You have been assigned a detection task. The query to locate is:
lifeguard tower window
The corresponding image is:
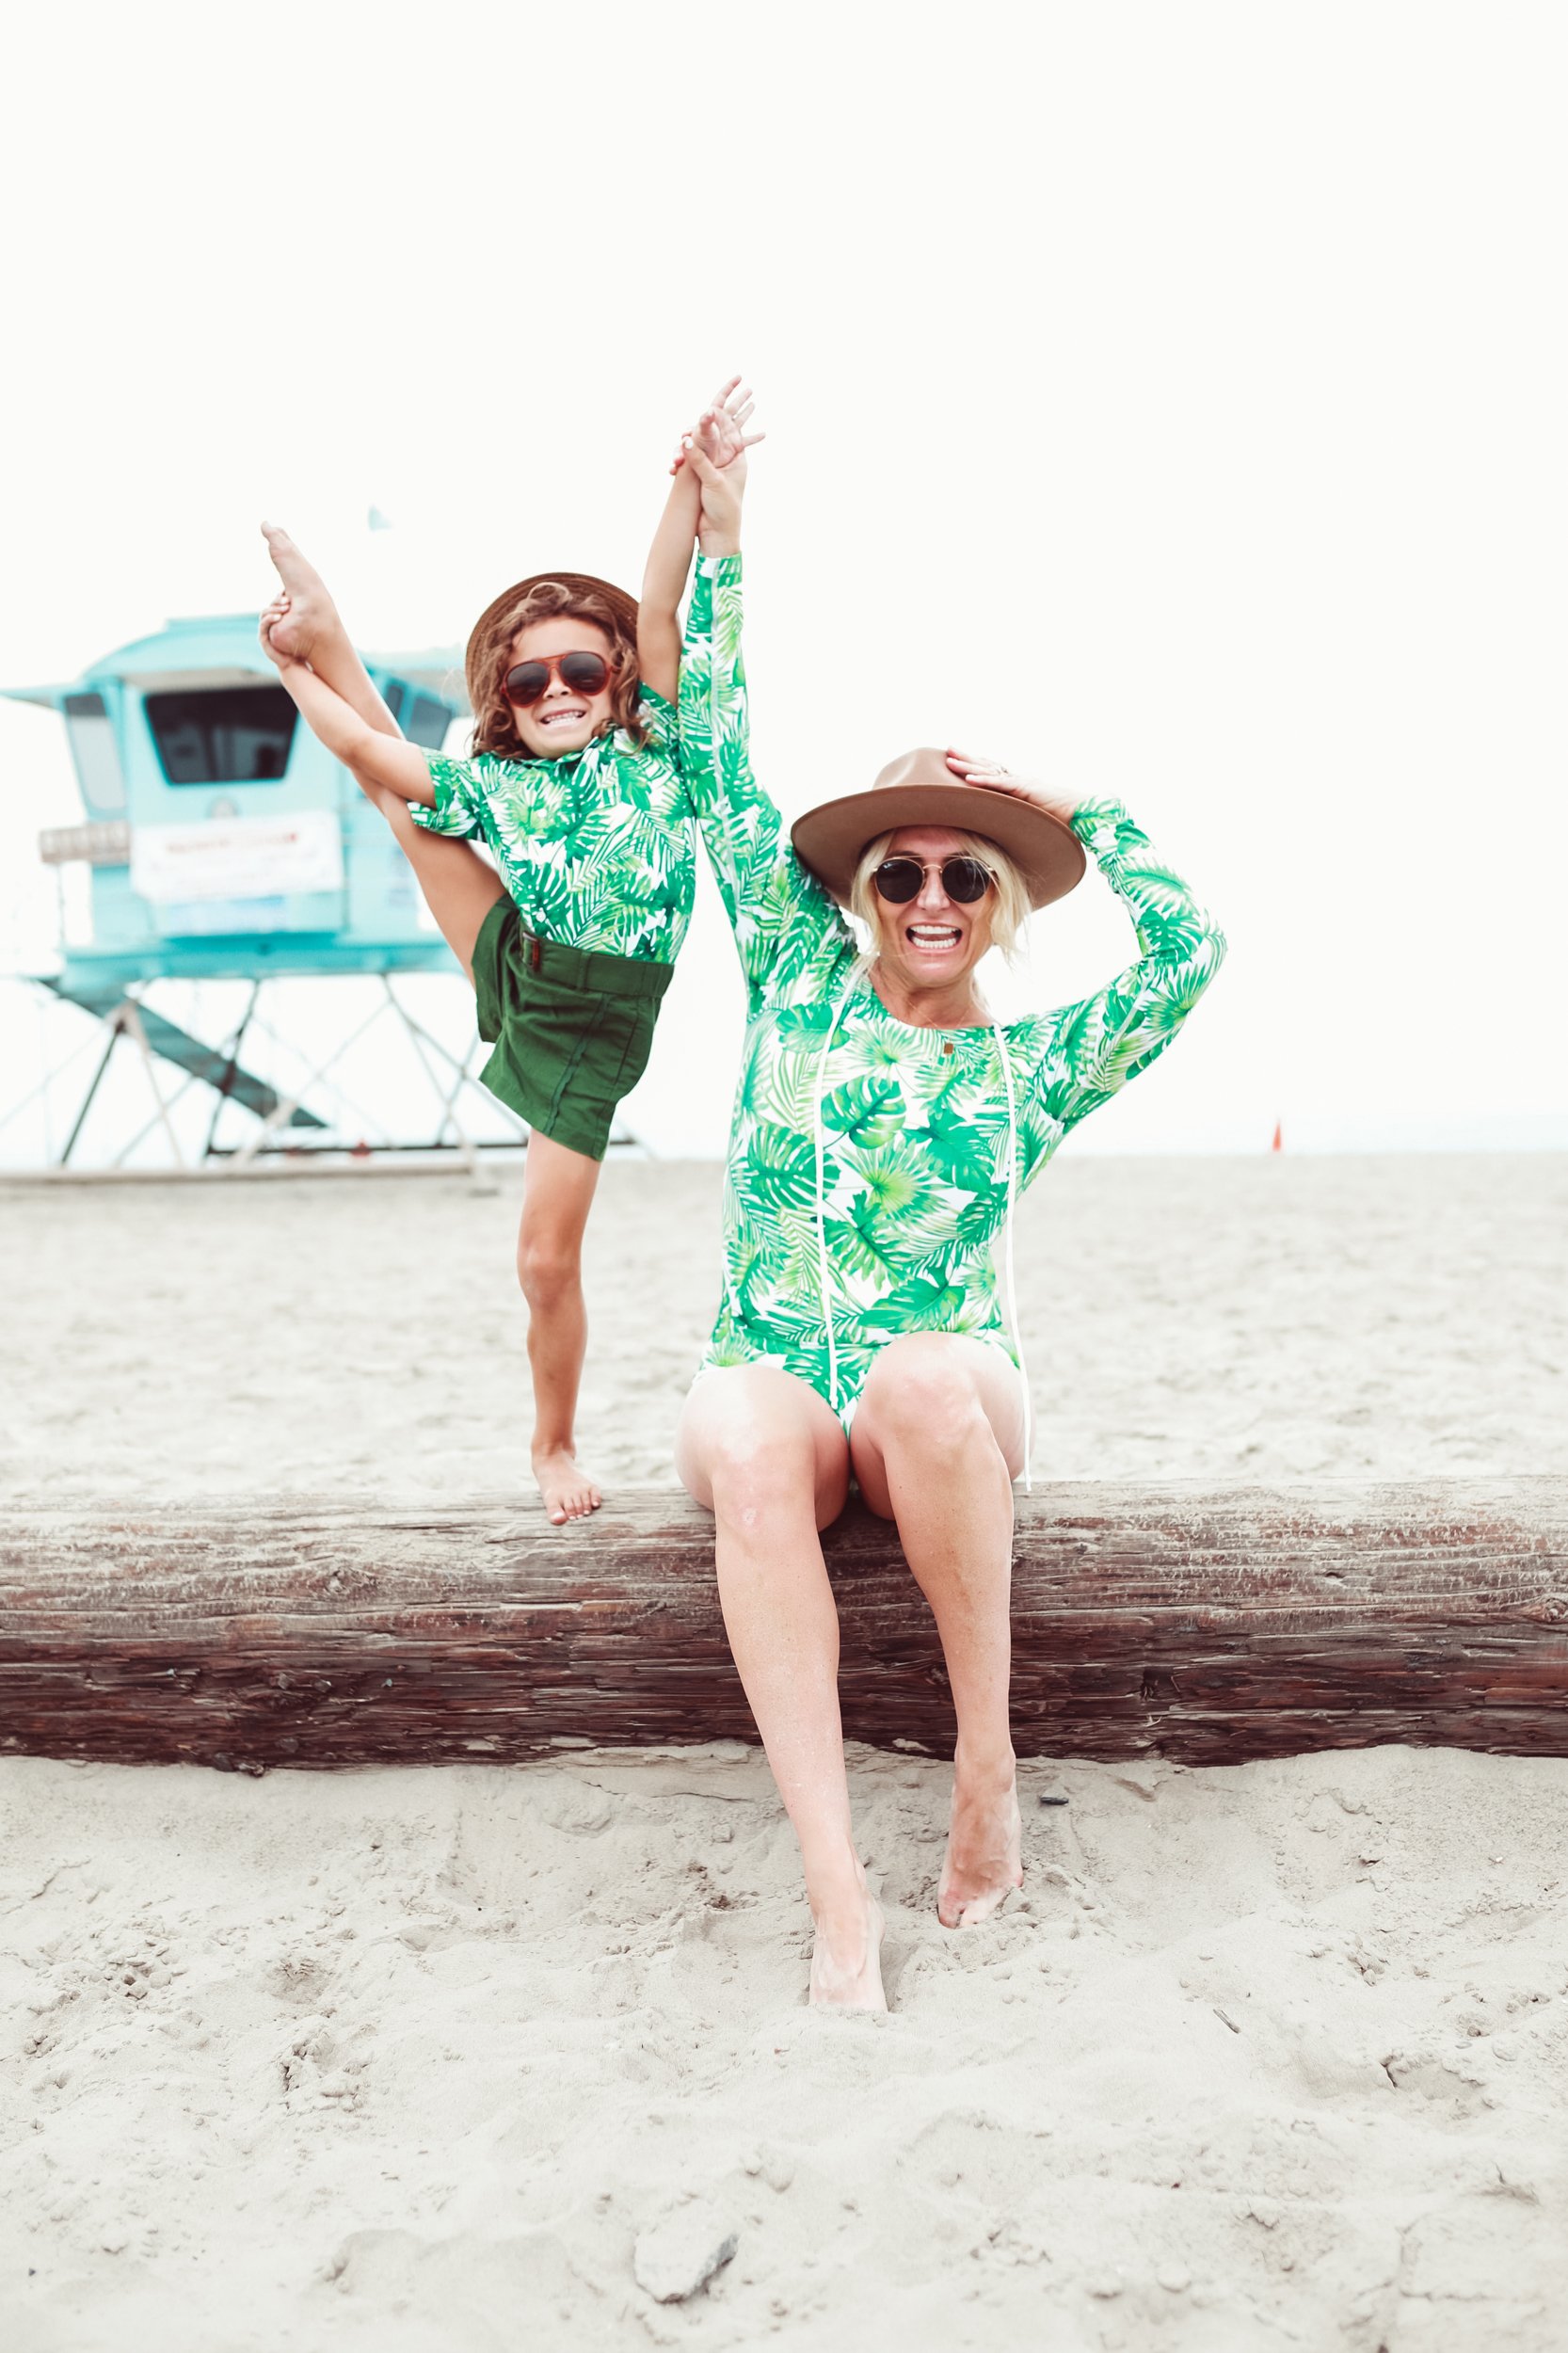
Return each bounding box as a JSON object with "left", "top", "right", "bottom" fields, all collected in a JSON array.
[
  {"left": 144, "top": 686, "right": 298, "bottom": 786},
  {"left": 407, "top": 696, "right": 452, "bottom": 749},
  {"left": 383, "top": 680, "right": 452, "bottom": 750},
  {"left": 63, "top": 693, "right": 127, "bottom": 811}
]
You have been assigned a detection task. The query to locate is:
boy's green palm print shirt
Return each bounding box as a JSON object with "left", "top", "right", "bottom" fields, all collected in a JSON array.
[
  {"left": 680, "top": 552, "right": 1228, "bottom": 1416},
  {"left": 410, "top": 582, "right": 731, "bottom": 962}
]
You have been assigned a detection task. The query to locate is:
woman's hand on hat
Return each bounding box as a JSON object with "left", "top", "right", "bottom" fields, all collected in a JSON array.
[{"left": 946, "top": 749, "right": 1076, "bottom": 827}]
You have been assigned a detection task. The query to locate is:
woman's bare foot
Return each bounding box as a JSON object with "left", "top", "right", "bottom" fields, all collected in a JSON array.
[
  {"left": 808, "top": 1861, "right": 888, "bottom": 2011},
  {"left": 532, "top": 1445, "right": 602, "bottom": 1527},
  {"left": 259, "top": 522, "right": 337, "bottom": 664},
  {"left": 937, "top": 1757, "right": 1023, "bottom": 1929}
]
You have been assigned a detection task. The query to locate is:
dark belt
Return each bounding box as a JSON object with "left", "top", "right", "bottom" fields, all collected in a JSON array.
[{"left": 517, "top": 927, "right": 673, "bottom": 1001}]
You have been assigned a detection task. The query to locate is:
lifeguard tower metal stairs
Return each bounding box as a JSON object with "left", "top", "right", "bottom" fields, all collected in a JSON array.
[{"left": 41, "top": 974, "right": 328, "bottom": 1166}]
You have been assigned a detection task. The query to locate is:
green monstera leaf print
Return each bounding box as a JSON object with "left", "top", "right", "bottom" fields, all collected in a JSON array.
[
  {"left": 822, "top": 1195, "right": 917, "bottom": 1289},
  {"left": 821, "top": 1075, "right": 905, "bottom": 1151},
  {"left": 735, "top": 1121, "right": 843, "bottom": 1221}
]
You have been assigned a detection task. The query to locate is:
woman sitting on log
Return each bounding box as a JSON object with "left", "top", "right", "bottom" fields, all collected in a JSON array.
[{"left": 675, "top": 441, "right": 1227, "bottom": 2010}]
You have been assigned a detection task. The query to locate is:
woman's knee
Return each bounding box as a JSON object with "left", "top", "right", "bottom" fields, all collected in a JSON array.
[
  {"left": 699, "top": 1409, "right": 823, "bottom": 1531},
  {"left": 711, "top": 1431, "right": 818, "bottom": 1528},
  {"left": 862, "top": 1336, "right": 987, "bottom": 1451}
]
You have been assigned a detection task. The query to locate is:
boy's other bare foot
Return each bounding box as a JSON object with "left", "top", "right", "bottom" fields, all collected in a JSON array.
[
  {"left": 533, "top": 1445, "right": 602, "bottom": 1527},
  {"left": 937, "top": 1758, "right": 1023, "bottom": 1929},
  {"left": 259, "top": 522, "right": 334, "bottom": 663},
  {"left": 808, "top": 1862, "right": 887, "bottom": 2011},
  {"left": 258, "top": 593, "right": 297, "bottom": 670}
]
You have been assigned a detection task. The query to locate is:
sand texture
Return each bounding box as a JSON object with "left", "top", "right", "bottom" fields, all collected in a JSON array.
[
  {"left": 4, "top": 1153, "right": 1568, "bottom": 2350},
  {"left": 4, "top": 1153, "right": 1565, "bottom": 1504}
]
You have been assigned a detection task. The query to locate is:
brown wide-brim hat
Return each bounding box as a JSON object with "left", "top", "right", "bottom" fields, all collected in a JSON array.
[
  {"left": 465, "top": 570, "right": 640, "bottom": 694},
  {"left": 791, "top": 746, "right": 1086, "bottom": 910}
]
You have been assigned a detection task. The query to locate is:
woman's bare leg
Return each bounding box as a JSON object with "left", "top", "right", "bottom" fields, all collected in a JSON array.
[
  {"left": 260, "top": 524, "right": 401, "bottom": 737},
  {"left": 516, "top": 1132, "right": 603, "bottom": 1524},
  {"left": 852, "top": 1336, "right": 1027, "bottom": 1929},
  {"left": 676, "top": 1368, "right": 885, "bottom": 2010}
]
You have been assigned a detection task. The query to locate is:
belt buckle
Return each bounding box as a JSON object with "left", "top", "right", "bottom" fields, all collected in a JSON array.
[{"left": 527, "top": 933, "right": 543, "bottom": 973}]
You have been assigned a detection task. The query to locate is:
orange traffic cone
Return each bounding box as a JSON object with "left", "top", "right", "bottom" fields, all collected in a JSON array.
[{"left": 1271, "top": 1121, "right": 1283, "bottom": 1154}]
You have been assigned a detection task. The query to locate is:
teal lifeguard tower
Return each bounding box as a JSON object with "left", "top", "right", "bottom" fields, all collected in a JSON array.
[{"left": 5, "top": 614, "right": 523, "bottom": 1171}]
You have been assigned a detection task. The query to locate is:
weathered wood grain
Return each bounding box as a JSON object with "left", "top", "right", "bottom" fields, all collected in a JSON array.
[{"left": 2, "top": 1482, "right": 1565, "bottom": 1769}]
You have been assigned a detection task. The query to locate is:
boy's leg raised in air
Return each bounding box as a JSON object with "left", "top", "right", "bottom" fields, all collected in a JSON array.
[
  {"left": 516, "top": 1133, "right": 605, "bottom": 1525},
  {"left": 260, "top": 523, "right": 400, "bottom": 739},
  {"left": 363, "top": 787, "right": 504, "bottom": 983}
]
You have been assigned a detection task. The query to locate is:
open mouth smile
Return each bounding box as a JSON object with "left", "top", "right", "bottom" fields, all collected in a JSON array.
[
  {"left": 906, "top": 922, "right": 963, "bottom": 949},
  {"left": 536, "top": 704, "right": 589, "bottom": 729}
]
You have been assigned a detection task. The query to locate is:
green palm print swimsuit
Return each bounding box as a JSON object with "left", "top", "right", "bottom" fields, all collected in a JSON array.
[
  {"left": 680, "top": 552, "right": 1228, "bottom": 1428},
  {"left": 410, "top": 589, "right": 726, "bottom": 960}
]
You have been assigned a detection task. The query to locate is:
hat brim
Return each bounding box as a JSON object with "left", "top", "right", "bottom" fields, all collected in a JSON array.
[
  {"left": 791, "top": 783, "right": 1086, "bottom": 910},
  {"left": 466, "top": 570, "right": 640, "bottom": 661}
]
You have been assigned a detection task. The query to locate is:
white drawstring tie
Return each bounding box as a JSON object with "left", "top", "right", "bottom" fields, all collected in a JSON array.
[
  {"left": 812, "top": 960, "right": 865, "bottom": 1417},
  {"left": 991, "top": 1016, "right": 1034, "bottom": 1492}
]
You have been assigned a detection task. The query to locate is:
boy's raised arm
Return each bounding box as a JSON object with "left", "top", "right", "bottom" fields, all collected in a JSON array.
[{"left": 639, "top": 468, "right": 702, "bottom": 704}]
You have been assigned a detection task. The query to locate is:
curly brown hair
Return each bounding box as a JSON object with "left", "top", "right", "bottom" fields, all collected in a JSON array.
[{"left": 465, "top": 575, "right": 645, "bottom": 760}]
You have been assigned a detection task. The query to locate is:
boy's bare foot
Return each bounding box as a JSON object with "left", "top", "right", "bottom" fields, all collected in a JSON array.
[
  {"left": 257, "top": 593, "right": 296, "bottom": 669},
  {"left": 808, "top": 1863, "right": 888, "bottom": 2011},
  {"left": 937, "top": 1760, "right": 1023, "bottom": 1929},
  {"left": 532, "top": 1445, "right": 602, "bottom": 1527},
  {"left": 259, "top": 522, "right": 336, "bottom": 664}
]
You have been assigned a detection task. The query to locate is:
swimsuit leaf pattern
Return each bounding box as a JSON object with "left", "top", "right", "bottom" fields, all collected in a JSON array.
[
  {"left": 680, "top": 552, "right": 1228, "bottom": 1422},
  {"left": 409, "top": 585, "right": 729, "bottom": 962}
]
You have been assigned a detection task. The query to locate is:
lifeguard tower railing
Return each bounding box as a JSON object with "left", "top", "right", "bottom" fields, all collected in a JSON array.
[{"left": 3, "top": 613, "right": 536, "bottom": 1176}]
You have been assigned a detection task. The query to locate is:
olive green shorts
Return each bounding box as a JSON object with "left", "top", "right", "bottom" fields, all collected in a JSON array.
[{"left": 471, "top": 898, "right": 672, "bottom": 1162}]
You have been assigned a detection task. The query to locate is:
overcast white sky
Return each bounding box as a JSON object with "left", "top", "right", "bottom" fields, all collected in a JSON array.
[{"left": 2, "top": 0, "right": 1563, "bottom": 1160}]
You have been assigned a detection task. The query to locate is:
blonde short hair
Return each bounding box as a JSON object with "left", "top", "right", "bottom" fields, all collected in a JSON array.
[{"left": 848, "top": 829, "right": 1032, "bottom": 966}]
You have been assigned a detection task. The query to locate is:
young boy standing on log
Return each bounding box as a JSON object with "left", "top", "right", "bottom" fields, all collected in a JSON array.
[{"left": 257, "top": 383, "right": 760, "bottom": 1525}]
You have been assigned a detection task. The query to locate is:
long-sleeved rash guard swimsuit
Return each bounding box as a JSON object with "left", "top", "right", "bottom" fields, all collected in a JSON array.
[{"left": 680, "top": 552, "right": 1228, "bottom": 1429}]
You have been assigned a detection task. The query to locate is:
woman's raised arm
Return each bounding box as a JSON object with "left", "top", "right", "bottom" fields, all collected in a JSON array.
[
  {"left": 678, "top": 445, "right": 850, "bottom": 1005},
  {"left": 1042, "top": 796, "right": 1225, "bottom": 1128},
  {"left": 947, "top": 751, "right": 1224, "bottom": 1123},
  {"left": 639, "top": 378, "right": 763, "bottom": 704}
]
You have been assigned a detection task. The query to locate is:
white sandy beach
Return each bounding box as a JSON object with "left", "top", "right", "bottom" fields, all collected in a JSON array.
[{"left": 4, "top": 1153, "right": 1567, "bottom": 2351}]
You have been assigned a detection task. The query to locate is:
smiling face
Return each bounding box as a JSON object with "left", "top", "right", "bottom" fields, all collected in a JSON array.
[
  {"left": 869, "top": 824, "right": 996, "bottom": 994},
  {"left": 504, "top": 614, "right": 618, "bottom": 759}
]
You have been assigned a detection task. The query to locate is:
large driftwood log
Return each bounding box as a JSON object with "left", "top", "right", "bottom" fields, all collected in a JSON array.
[{"left": 2, "top": 1483, "right": 1565, "bottom": 1770}]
